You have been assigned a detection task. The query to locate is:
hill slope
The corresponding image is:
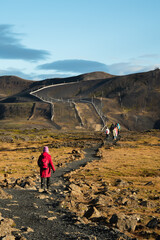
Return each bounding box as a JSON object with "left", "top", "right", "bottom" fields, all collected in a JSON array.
[
  {"left": 0, "top": 75, "right": 34, "bottom": 99},
  {"left": 0, "top": 70, "right": 159, "bottom": 130}
]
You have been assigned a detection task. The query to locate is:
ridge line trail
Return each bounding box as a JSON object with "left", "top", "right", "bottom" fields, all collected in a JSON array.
[{"left": 0, "top": 144, "right": 131, "bottom": 240}]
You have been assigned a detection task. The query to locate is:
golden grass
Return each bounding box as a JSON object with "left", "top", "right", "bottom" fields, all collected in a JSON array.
[
  {"left": 77, "top": 131, "right": 160, "bottom": 190},
  {"left": 0, "top": 146, "right": 80, "bottom": 178},
  {"left": 0, "top": 129, "right": 84, "bottom": 178},
  {"left": 64, "top": 130, "right": 160, "bottom": 239}
]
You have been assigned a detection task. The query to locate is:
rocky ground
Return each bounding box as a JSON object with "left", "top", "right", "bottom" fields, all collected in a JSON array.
[{"left": 0, "top": 145, "right": 136, "bottom": 240}]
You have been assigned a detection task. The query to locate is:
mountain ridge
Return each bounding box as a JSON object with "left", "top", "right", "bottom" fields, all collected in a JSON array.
[{"left": 0, "top": 69, "right": 159, "bottom": 131}]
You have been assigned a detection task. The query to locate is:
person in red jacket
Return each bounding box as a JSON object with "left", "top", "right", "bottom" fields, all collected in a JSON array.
[{"left": 38, "top": 146, "right": 55, "bottom": 191}]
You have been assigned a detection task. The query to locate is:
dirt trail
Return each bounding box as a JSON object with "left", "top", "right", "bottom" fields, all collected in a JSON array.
[
  {"left": 76, "top": 103, "right": 103, "bottom": 131},
  {"left": 0, "top": 146, "right": 132, "bottom": 240}
]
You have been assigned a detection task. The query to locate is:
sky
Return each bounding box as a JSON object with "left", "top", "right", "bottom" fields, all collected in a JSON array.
[{"left": 0, "top": 0, "right": 160, "bottom": 80}]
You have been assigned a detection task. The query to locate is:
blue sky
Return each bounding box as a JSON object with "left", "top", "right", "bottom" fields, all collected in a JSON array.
[{"left": 0, "top": 0, "right": 160, "bottom": 80}]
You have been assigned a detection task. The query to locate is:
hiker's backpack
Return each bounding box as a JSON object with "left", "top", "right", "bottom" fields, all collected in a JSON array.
[
  {"left": 40, "top": 155, "right": 49, "bottom": 170},
  {"left": 117, "top": 123, "right": 120, "bottom": 130}
]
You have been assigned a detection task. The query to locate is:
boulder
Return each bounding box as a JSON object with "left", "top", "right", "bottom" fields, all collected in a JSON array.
[
  {"left": 139, "top": 200, "right": 156, "bottom": 208},
  {"left": 20, "top": 226, "right": 34, "bottom": 233},
  {"left": 146, "top": 218, "right": 160, "bottom": 229},
  {"left": 89, "top": 194, "right": 113, "bottom": 207},
  {"left": 0, "top": 189, "right": 12, "bottom": 199},
  {"left": 69, "top": 183, "right": 81, "bottom": 192},
  {"left": 114, "top": 179, "right": 129, "bottom": 187},
  {"left": 69, "top": 183, "right": 84, "bottom": 200},
  {"left": 13, "top": 176, "right": 36, "bottom": 189},
  {"left": 84, "top": 206, "right": 101, "bottom": 219},
  {"left": 110, "top": 213, "right": 118, "bottom": 224},
  {"left": 0, "top": 217, "right": 15, "bottom": 238},
  {"left": 115, "top": 195, "right": 139, "bottom": 208},
  {"left": 77, "top": 203, "right": 88, "bottom": 217},
  {"left": 110, "top": 213, "right": 139, "bottom": 232},
  {"left": 71, "top": 149, "right": 82, "bottom": 159},
  {"left": 95, "top": 149, "right": 102, "bottom": 158}
]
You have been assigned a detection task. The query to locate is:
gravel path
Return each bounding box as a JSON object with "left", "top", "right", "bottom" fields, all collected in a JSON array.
[{"left": 0, "top": 145, "right": 133, "bottom": 240}]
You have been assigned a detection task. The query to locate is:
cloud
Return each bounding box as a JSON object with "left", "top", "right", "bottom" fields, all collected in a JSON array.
[
  {"left": 0, "top": 24, "right": 50, "bottom": 61},
  {"left": 37, "top": 58, "right": 157, "bottom": 77},
  {"left": 37, "top": 59, "right": 109, "bottom": 73},
  {"left": 138, "top": 54, "right": 160, "bottom": 59},
  {"left": 106, "top": 62, "right": 143, "bottom": 75},
  {"left": 107, "top": 62, "right": 158, "bottom": 75},
  {"left": 107, "top": 53, "right": 160, "bottom": 75},
  {"left": 1, "top": 57, "right": 159, "bottom": 81}
]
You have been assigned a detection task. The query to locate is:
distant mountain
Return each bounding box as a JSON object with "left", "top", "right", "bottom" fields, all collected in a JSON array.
[
  {"left": 0, "top": 70, "right": 159, "bottom": 131},
  {"left": 0, "top": 72, "right": 113, "bottom": 102}
]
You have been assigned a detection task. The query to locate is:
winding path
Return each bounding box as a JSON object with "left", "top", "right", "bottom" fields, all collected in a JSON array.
[
  {"left": 0, "top": 146, "right": 132, "bottom": 240},
  {"left": 30, "top": 83, "right": 106, "bottom": 130}
]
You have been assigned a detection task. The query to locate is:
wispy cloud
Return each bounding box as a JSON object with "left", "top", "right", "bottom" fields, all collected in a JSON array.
[
  {"left": 0, "top": 24, "right": 50, "bottom": 61},
  {"left": 107, "top": 62, "right": 147, "bottom": 75},
  {"left": 37, "top": 58, "right": 158, "bottom": 77},
  {"left": 107, "top": 53, "right": 160, "bottom": 75},
  {"left": 37, "top": 59, "right": 109, "bottom": 73},
  {"left": 138, "top": 54, "right": 160, "bottom": 59}
]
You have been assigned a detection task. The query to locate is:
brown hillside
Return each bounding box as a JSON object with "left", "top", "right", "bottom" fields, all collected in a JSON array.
[
  {"left": 0, "top": 70, "right": 159, "bottom": 130},
  {"left": 45, "top": 71, "right": 113, "bottom": 83},
  {"left": 28, "top": 69, "right": 160, "bottom": 130},
  {"left": 93, "top": 69, "right": 160, "bottom": 106},
  {"left": 91, "top": 69, "right": 160, "bottom": 130},
  {"left": 0, "top": 75, "right": 34, "bottom": 98},
  {"left": 0, "top": 72, "right": 113, "bottom": 102},
  {"left": 28, "top": 71, "right": 113, "bottom": 91}
]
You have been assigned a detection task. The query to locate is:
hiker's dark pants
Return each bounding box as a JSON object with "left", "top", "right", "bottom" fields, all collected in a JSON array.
[{"left": 41, "top": 177, "right": 50, "bottom": 189}]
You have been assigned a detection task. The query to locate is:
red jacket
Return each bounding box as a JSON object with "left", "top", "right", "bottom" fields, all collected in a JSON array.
[{"left": 38, "top": 152, "right": 55, "bottom": 178}]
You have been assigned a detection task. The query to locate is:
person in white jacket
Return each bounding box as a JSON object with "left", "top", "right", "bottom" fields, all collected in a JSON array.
[{"left": 105, "top": 127, "right": 110, "bottom": 139}]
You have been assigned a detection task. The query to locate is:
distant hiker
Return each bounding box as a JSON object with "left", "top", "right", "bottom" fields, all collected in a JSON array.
[
  {"left": 38, "top": 146, "right": 55, "bottom": 191},
  {"left": 113, "top": 126, "right": 118, "bottom": 140},
  {"left": 110, "top": 123, "right": 115, "bottom": 132},
  {"left": 110, "top": 123, "right": 115, "bottom": 139},
  {"left": 105, "top": 127, "right": 110, "bottom": 139},
  {"left": 116, "top": 123, "right": 121, "bottom": 134}
]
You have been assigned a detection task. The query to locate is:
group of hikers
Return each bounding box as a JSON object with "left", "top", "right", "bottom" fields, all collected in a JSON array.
[
  {"left": 37, "top": 123, "right": 121, "bottom": 191},
  {"left": 105, "top": 122, "right": 121, "bottom": 141}
]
